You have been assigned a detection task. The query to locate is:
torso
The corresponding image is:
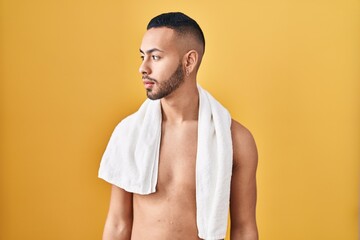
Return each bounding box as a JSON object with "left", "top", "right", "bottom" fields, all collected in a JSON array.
[{"left": 131, "top": 120, "right": 201, "bottom": 240}]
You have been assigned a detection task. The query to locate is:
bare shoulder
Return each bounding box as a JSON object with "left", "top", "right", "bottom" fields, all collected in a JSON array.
[{"left": 231, "top": 119, "right": 258, "bottom": 169}]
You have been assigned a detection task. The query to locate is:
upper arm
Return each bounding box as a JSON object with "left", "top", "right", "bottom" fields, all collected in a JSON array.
[
  {"left": 230, "top": 120, "right": 258, "bottom": 238},
  {"left": 103, "top": 185, "right": 133, "bottom": 240}
]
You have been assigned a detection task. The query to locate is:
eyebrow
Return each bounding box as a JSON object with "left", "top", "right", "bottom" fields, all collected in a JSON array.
[{"left": 139, "top": 48, "right": 164, "bottom": 54}]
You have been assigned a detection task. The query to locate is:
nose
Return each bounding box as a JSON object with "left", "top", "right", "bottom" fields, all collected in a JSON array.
[{"left": 139, "top": 59, "right": 151, "bottom": 75}]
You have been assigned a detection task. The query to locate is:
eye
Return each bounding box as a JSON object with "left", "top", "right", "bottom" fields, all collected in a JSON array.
[
  {"left": 152, "top": 55, "right": 160, "bottom": 61},
  {"left": 140, "top": 55, "right": 144, "bottom": 61}
]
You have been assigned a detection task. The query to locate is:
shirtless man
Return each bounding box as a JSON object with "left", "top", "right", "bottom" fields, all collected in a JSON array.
[{"left": 100, "top": 12, "right": 258, "bottom": 240}]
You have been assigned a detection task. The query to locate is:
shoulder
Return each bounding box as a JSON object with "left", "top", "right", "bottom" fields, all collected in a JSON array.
[
  {"left": 231, "top": 119, "right": 258, "bottom": 169},
  {"left": 114, "top": 110, "right": 141, "bottom": 133}
]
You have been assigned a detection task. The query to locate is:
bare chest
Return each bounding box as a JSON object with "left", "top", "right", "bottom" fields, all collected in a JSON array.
[
  {"left": 131, "top": 121, "right": 200, "bottom": 239},
  {"left": 157, "top": 121, "right": 198, "bottom": 192}
]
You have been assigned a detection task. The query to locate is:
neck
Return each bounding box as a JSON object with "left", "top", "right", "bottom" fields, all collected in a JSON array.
[{"left": 160, "top": 80, "right": 199, "bottom": 124}]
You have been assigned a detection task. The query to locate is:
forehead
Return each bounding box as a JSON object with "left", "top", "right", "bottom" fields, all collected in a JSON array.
[{"left": 140, "top": 27, "right": 179, "bottom": 52}]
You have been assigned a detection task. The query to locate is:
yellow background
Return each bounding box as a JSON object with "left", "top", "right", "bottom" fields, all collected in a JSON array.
[{"left": 1, "top": 1, "right": 359, "bottom": 239}]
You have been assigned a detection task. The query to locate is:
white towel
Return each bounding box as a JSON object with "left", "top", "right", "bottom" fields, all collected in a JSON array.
[{"left": 98, "top": 85, "right": 233, "bottom": 239}]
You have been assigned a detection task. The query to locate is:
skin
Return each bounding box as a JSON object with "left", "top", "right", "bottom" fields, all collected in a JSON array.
[{"left": 102, "top": 27, "right": 258, "bottom": 240}]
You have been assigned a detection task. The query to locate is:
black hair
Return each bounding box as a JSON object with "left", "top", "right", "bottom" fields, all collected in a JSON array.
[{"left": 147, "top": 12, "right": 205, "bottom": 53}]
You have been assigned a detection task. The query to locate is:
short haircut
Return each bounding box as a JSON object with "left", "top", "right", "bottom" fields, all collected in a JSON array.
[{"left": 147, "top": 12, "right": 205, "bottom": 53}]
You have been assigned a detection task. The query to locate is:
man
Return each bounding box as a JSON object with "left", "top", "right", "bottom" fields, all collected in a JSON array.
[{"left": 99, "top": 12, "right": 258, "bottom": 240}]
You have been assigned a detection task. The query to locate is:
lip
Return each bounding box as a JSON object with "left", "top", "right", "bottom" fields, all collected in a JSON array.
[{"left": 143, "top": 80, "right": 155, "bottom": 88}]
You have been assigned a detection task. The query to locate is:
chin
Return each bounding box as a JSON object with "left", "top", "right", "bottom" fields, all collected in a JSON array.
[{"left": 146, "top": 91, "right": 157, "bottom": 100}]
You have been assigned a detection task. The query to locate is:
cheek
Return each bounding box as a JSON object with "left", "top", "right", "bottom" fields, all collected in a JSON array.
[{"left": 155, "top": 60, "right": 181, "bottom": 80}]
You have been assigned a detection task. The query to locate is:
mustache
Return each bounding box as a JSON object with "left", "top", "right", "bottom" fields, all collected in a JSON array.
[{"left": 142, "top": 75, "right": 157, "bottom": 82}]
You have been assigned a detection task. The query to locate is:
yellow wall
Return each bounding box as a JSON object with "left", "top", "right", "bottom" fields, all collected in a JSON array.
[{"left": 1, "top": 1, "right": 359, "bottom": 239}]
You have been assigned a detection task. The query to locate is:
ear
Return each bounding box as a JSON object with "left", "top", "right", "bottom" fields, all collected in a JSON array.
[{"left": 183, "top": 50, "right": 199, "bottom": 76}]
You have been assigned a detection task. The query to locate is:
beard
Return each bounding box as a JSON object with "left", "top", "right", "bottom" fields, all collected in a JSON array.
[{"left": 145, "top": 63, "right": 185, "bottom": 100}]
